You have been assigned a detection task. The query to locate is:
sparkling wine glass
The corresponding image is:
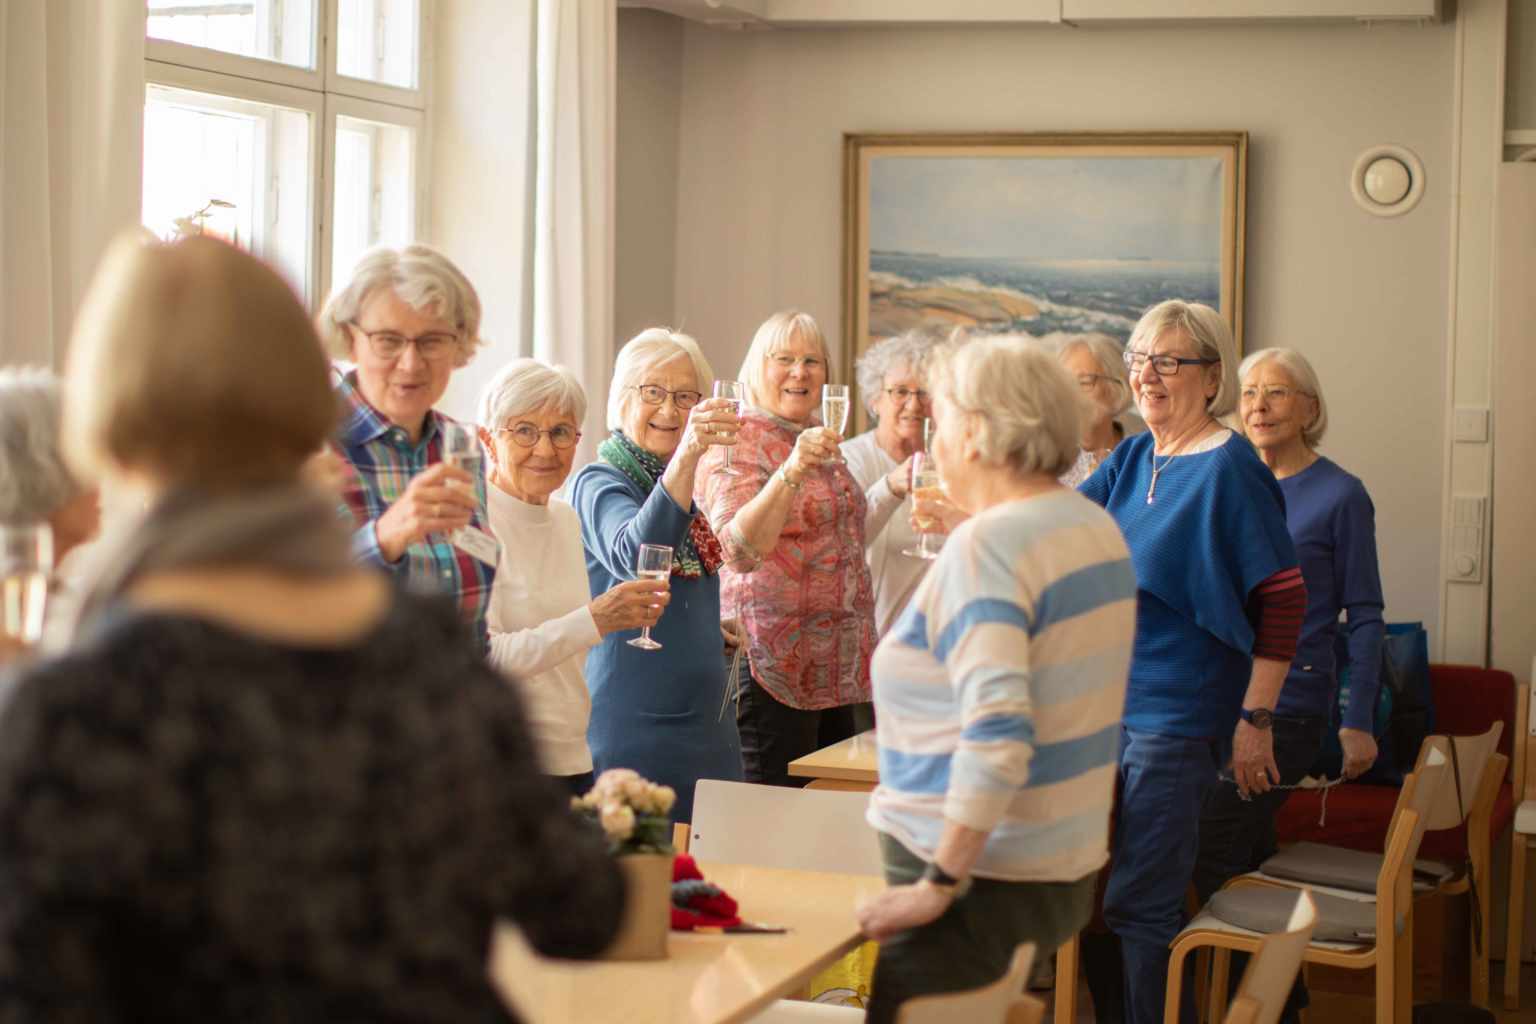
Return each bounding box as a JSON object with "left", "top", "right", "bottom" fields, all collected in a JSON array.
[
  {"left": 902, "top": 453, "right": 945, "bottom": 561},
  {"left": 1, "top": 523, "right": 53, "bottom": 644},
  {"left": 627, "top": 543, "right": 674, "bottom": 650},
  {"left": 822, "top": 384, "right": 850, "bottom": 465},
  {"left": 713, "top": 380, "right": 745, "bottom": 476},
  {"left": 921, "top": 416, "right": 934, "bottom": 452},
  {"left": 441, "top": 421, "right": 481, "bottom": 481}
]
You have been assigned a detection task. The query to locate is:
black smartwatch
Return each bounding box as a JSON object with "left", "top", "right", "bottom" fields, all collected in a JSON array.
[
  {"left": 921, "top": 861, "right": 972, "bottom": 899},
  {"left": 1239, "top": 707, "right": 1274, "bottom": 730}
]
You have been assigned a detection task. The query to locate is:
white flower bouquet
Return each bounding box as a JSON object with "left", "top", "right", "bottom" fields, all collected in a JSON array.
[{"left": 573, "top": 768, "right": 677, "bottom": 855}]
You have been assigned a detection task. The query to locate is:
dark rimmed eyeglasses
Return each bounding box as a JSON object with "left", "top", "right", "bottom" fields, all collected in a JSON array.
[
  {"left": 497, "top": 423, "right": 582, "bottom": 449},
  {"left": 631, "top": 385, "right": 702, "bottom": 410},
  {"left": 349, "top": 321, "right": 460, "bottom": 362},
  {"left": 1123, "top": 351, "right": 1218, "bottom": 376}
]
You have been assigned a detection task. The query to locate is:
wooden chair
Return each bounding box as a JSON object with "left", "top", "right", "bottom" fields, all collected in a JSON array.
[
  {"left": 684, "top": 779, "right": 883, "bottom": 874},
  {"left": 1219, "top": 890, "right": 1317, "bottom": 1024},
  {"left": 1166, "top": 745, "right": 1448, "bottom": 1024},
  {"left": 1504, "top": 670, "right": 1535, "bottom": 1010},
  {"left": 897, "top": 943, "right": 1044, "bottom": 1024}
]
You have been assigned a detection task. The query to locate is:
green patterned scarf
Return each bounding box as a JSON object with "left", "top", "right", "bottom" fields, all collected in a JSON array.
[{"left": 597, "top": 430, "right": 722, "bottom": 578}]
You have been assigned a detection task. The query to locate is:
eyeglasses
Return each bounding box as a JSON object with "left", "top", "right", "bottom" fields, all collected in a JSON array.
[
  {"left": 349, "top": 321, "right": 460, "bottom": 362},
  {"left": 1123, "top": 351, "right": 1219, "bottom": 376},
  {"left": 1240, "top": 386, "right": 1310, "bottom": 404},
  {"left": 1075, "top": 373, "right": 1119, "bottom": 392},
  {"left": 631, "top": 385, "right": 702, "bottom": 410},
  {"left": 497, "top": 422, "right": 582, "bottom": 449},
  {"left": 883, "top": 386, "right": 931, "bottom": 404},
  {"left": 769, "top": 354, "right": 824, "bottom": 371}
]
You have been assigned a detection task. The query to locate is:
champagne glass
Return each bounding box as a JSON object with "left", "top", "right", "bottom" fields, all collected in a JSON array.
[
  {"left": 821, "top": 384, "right": 850, "bottom": 465},
  {"left": 441, "top": 421, "right": 482, "bottom": 481},
  {"left": 921, "top": 416, "right": 934, "bottom": 453},
  {"left": 713, "top": 380, "right": 745, "bottom": 476},
  {"left": 627, "top": 543, "right": 674, "bottom": 651},
  {"left": 2, "top": 523, "right": 53, "bottom": 644},
  {"left": 902, "top": 453, "right": 945, "bottom": 561}
]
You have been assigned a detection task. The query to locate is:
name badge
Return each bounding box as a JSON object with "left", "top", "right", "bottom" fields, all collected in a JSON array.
[{"left": 452, "top": 525, "right": 501, "bottom": 567}]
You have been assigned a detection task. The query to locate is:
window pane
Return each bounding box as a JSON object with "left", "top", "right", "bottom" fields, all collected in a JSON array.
[
  {"left": 332, "top": 115, "right": 415, "bottom": 283},
  {"left": 143, "top": 85, "right": 315, "bottom": 302},
  {"left": 147, "top": 0, "right": 315, "bottom": 69},
  {"left": 336, "top": 0, "right": 419, "bottom": 89}
]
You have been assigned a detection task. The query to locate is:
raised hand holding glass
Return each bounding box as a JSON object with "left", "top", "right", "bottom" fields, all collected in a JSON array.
[{"left": 713, "top": 381, "right": 745, "bottom": 475}]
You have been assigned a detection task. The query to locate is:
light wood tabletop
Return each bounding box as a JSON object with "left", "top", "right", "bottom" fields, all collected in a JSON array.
[
  {"left": 787, "top": 728, "right": 878, "bottom": 786},
  {"left": 491, "top": 861, "right": 886, "bottom": 1024}
]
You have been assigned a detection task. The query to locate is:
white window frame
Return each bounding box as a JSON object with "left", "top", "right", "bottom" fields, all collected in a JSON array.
[{"left": 144, "top": 0, "right": 432, "bottom": 307}]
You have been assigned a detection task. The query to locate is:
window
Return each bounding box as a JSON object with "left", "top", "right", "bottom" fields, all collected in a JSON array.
[{"left": 142, "top": 0, "right": 429, "bottom": 305}]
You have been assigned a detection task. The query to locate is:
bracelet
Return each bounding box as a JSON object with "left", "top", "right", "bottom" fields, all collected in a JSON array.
[{"left": 776, "top": 467, "right": 803, "bottom": 491}]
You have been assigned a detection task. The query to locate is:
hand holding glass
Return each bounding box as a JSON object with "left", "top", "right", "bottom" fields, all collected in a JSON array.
[
  {"left": 627, "top": 544, "right": 674, "bottom": 650},
  {"left": 2, "top": 524, "right": 53, "bottom": 644},
  {"left": 903, "top": 453, "right": 945, "bottom": 560},
  {"left": 821, "top": 384, "right": 850, "bottom": 465},
  {"left": 713, "top": 381, "right": 745, "bottom": 475}
]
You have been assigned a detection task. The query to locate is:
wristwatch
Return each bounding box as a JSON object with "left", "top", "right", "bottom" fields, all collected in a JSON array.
[
  {"left": 920, "top": 860, "right": 973, "bottom": 900},
  {"left": 1239, "top": 707, "right": 1275, "bottom": 730}
]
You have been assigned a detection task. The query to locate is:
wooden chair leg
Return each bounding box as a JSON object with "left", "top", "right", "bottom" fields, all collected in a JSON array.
[
  {"left": 1508, "top": 834, "right": 1529, "bottom": 1011},
  {"left": 1165, "top": 939, "right": 1195, "bottom": 1024},
  {"left": 1193, "top": 947, "right": 1210, "bottom": 1024},
  {"left": 1053, "top": 934, "right": 1078, "bottom": 1024},
  {"left": 1473, "top": 834, "right": 1491, "bottom": 1007},
  {"left": 1207, "top": 948, "right": 1231, "bottom": 1024},
  {"left": 1395, "top": 913, "right": 1414, "bottom": 1024}
]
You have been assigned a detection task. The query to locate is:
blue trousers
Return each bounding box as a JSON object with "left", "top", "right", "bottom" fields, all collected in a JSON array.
[{"left": 1102, "top": 727, "right": 1222, "bottom": 1024}]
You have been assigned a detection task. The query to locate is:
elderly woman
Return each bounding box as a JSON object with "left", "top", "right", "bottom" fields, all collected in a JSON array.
[
  {"left": 697, "top": 310, "right": 877, "bottom": 788},
  {"left": 856, "top": 337, "right": 1136, "bottom": 1024},
  {"left": 842, "top": 327, "right": 945, "bottom": 637},
  {"left": 0, "top": 236, "right": 623, "bottom": 1021},
  {"left": 1054, "top": 333, "right": 1142, "bottom": 487},
  {"left": 478, "top": 358, "right": 672, "bottom": 796},
  {"left": 1079, "top": 300, "right": 1304, "bottom": 1024},
  {"left": 318, "top": 245, "right": 495, "bottom": 645},
  {"left": 569, "top": 328, "right": 745, "bottom": 824}
]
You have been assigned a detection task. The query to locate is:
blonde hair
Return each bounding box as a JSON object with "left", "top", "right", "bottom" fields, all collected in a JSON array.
[
  {"left": 316, "top": 244, "right": 484, "bottom": 367},
  {"left": 607, "top": 328, "right": 715, "bottom": 431},
  {"left": 1238, "top": 347, "right": 1329, "bottom": 447},
  {"left": 63, "top": 234, "right": 336, "bottom": 489},
  {"left": 737, "top": 310, "right": 833, "bottom": 409},
  {"left": 1125, "top": 300, "right": 1239, "bottom": 417}
]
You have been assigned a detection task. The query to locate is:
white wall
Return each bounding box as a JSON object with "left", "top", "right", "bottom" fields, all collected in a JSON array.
[{"left": 619, "top": 17, "right": 1456, "bottom": 634}]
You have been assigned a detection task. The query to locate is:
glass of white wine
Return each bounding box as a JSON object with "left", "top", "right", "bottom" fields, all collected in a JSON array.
[
  {"left": 2, "top": 523, "right": 53, "bottom": 645},
  {"left": 441, "top": 421, "right": 482, "bottom": 480},
  {"left": 821, "top": 383, "right": 850, "bottom": 465},
  {"left": 902, "top": 453, "right": 945, "bottom": 561},
  {"left": 713, "top": 380, "right": 745, "bottom": 476},
  {"left": 627, "top": 543, "right": 674, "bottom": 651}
]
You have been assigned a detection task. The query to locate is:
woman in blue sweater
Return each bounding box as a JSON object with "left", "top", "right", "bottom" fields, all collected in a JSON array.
[{"left": 570, "top": 328, "right": 745, "bottom": 824}]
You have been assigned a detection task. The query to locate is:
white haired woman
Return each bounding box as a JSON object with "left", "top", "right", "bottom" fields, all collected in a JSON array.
[
  {"left": 569, "top": 328, "right": 745, "bottom": 824},
  {"left": 1078, "top": 301, "right": 1303, "bottom": 1024},
  {"left": 478, "top": 358, "right": 674, "bottom": 796},
  {"left": 317, "top": 245, "right": 495, "bottom": 646},
  {"left": 856, "top": 337, "right": 1136, "bottom": 1024},
  {"left": 0, "top": 236, "right": 624, "bottom": 1020},
  {"left": 1053, "top": 332, "right": 1144, "bottom": 487},
  {"left": 844, "top": 326, "right": 946, "bottom": 637},
  {"left": 696, "top": 310, "right": 877, "bottom": 788}
]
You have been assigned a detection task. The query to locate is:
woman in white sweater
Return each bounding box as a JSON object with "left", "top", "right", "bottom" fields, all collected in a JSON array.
[{"left": 478, "top": 359, "right": 669, "bottom": 794}]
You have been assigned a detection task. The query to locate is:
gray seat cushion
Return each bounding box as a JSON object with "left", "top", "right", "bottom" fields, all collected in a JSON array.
[
  {"left": 1207, "top": 885, "right": 1376, "bottom": 943},
  {"left": 1261, "top": 842, "right": 1455, "bottom": 893}
]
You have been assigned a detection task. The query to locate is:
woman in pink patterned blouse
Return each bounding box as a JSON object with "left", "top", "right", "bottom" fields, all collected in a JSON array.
[{"left": 696, "top": 310, "right": 876, "bottom": 786}]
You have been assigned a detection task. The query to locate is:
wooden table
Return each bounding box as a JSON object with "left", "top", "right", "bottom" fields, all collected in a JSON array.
[
  {"left": 492, "top": 862, "right": 886, "bottom": 1024},
  {"left": 787, "top": 728, "right": 878, "bottom": 791}
]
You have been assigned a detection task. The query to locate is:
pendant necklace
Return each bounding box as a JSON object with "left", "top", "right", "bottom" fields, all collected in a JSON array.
[{"left": 1147, "top": 449, "right": 1176, "bottom": 505}]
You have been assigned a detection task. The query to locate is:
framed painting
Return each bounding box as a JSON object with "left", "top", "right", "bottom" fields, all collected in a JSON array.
[{"left": 841, "top": 132, "right": 1247, "bottom": 425}]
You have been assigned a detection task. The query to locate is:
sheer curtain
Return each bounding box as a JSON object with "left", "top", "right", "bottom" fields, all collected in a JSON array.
[{"left": 0, "top": 0, "right": 145, "bottom": 368}]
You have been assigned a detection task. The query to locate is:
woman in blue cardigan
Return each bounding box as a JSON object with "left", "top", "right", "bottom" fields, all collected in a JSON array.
[{"left": 570, "top": 328, "right": 745, "bottom": 824}]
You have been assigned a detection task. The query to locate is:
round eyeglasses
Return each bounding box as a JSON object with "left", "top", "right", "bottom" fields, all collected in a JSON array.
[
  {"left": 497, "top": 423, "right": 582, "bottom": 449},
  {"left": 631, "top": 385, "right": 702, "bottom": 410}
]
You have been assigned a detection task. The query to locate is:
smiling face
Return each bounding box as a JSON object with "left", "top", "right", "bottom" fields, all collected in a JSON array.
[
  {"left": 760, "top": 330, "right": 828, "bottom": 425},
  {"left": 872, "top": 363, "right": 929, "bottom": 450},
  {"left": 1240, "top": 361, "right": 1317, "bottom": 453},
  {"left": 1128, "top": 328, "right": 1220, "bottom": 439},
  {"left": 621, "top": 354, "right": 698, "bottom": 460},
  {"left": 490, "top": 404, "right": 580, "bottom": 505},
  {"left": 348, "top": 288, "right": 459, "bottom": 437}
]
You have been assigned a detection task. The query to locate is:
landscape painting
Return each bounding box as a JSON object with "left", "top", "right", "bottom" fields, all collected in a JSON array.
[{"left": 842, "top": 133, "right": 1247, "bottom": 415}]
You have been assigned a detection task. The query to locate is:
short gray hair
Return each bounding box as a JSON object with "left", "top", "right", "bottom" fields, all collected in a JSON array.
[
  {"left": 737, "top": 310, "right": 834, "bottom": 409},
  {"left": 856, "top": 326, "right": 947, "bottom": 419},
  {"left": 1049, "top": 332, "right": 1132, "bottom": 418},
  {"left": 317, "top": 244, "right": 485, "bottom": 367},
  {"left": 1238, "top": 347, "right": 1329, "bottom": 448},
  {"left": 1126, "top": 300, "right": 1239, "bottom": 417},
  {"left": 929, "top": 334, "right": 1082, "bottom": 479},
  {"left": 0, "top": 367, "right": 82, "bottom": 524},
  {"left": 608, "top": 327, "right": 715, "bottom": 431},
  {"left": 478, "top": 358, "right": 588, "bottom": 432}
]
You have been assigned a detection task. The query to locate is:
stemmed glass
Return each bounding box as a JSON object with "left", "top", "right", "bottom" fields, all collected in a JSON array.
[
  {"left": 441, "top": 421, "right": 481, "bottom": 478},
  {"left": 902, "top": 453, "right": 945, "bottom": 561},
  {"left": 627, "top": 543, "right": 674, "bottom": 651},
  {"left": 713, "top": 380, "right": 745, "bottom": 476},
  {"left": 1, "top": 523, "right": 53, "bottom": 644},
  {"left": 822, "top": 384, "right": 850, "bottom": 465}
]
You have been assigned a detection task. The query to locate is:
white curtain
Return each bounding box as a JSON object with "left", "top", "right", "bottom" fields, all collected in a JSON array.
[
  {"left": 0, "top": 0, "right": 145, "bottom": 369},
  {"left": 531, "top": 0, "right": 616, "bottom": 469}
]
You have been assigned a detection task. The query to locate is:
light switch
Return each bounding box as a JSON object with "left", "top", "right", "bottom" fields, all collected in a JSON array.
[
  {"left": 1453, "top": 407, "right": 1489, "bottom": 443},
  {"left": 1448, "top": 495, "right": 1486, "bottom": 583}
]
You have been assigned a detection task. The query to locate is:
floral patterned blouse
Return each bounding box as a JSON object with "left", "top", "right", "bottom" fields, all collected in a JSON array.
[{"left": 696, "top": 407, "right": 875, "bottom": 711}]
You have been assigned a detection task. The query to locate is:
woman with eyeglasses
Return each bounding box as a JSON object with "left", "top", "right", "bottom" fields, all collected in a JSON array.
[
  {"left": 477, "top": 359, "right": 673, "bottom": 796},
  {"left": 569, "top": 329, "right": 744, "bottom": 823},
  {"left": 1053, "top": 332, "right": 1145, "bottom": 487},
  {"left": 1077, "top": 300, "right": 1302, "bottom": 1024},
  {"left": 695, "top": 311, "right": 876, "bottom": 788},
  {"left": 318, "top": 245, "right": 495, "bottom": 646}
]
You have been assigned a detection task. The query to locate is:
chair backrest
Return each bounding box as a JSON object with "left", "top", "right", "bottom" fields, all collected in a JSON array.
[
  {"left": 1375, "top": 744, "right": 1447, "bottom": 942},
  {"left": 687, "top": 780, "right": 884, "bottom": 875},
  {"left": 897, "top": 943, "right": 1041, "bottom": 1024},
  {"left": 1424, "top": 723, "right": 1504, "bottom": 831},
  {"left": 1225, "top": 890, "right": 1318, "bottom": 1024}
]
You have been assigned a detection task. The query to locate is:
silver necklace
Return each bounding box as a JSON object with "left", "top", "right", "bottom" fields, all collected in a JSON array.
[{"left": 1147, "top": 449, "right": 1176, "bottom": 504}]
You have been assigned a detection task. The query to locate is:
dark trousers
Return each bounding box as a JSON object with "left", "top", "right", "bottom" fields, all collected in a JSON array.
[
  {"left": 1102, "top": 727, "right": 1223, "bottom": 1024},
  {"left": 552, "top": 771, "right": 596, "bottom": 798},
  {"left": 866, "top": 833, "right": 1095, "bottom": 1024},
  {"left": 1192, "top": 715, "right": 1326, "bottom": 1024},
  {"left": 735, "top": 672, "right": 862, "bottom": 787}
]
